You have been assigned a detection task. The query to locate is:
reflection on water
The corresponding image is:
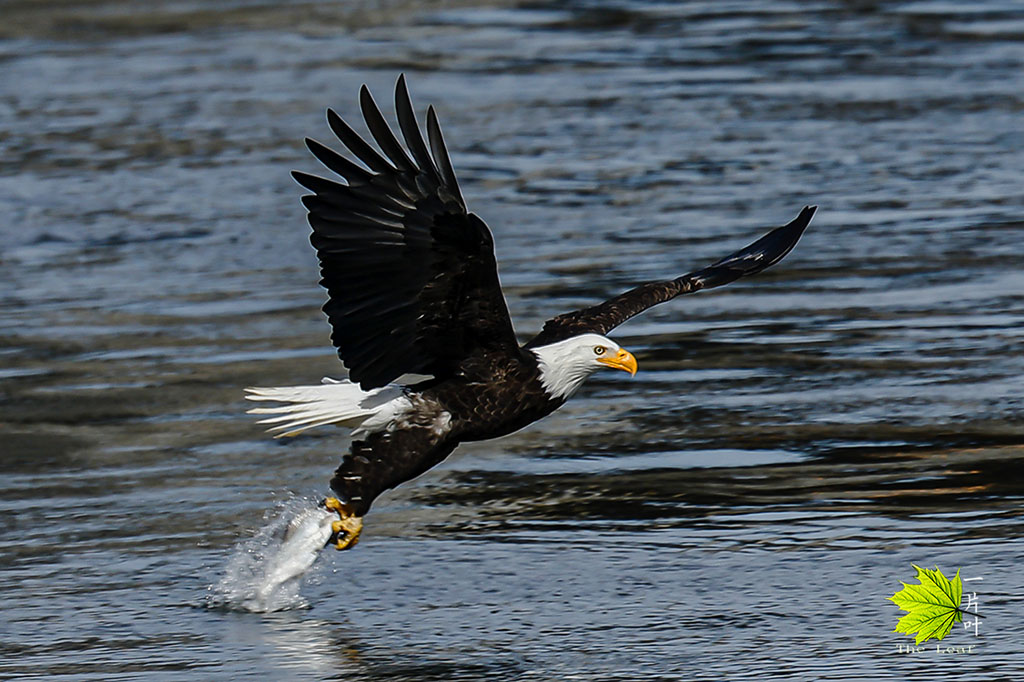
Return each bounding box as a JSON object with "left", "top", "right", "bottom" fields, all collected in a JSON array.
[{"left": 2, "top": 0, "right": 1024, "bottom": 679}]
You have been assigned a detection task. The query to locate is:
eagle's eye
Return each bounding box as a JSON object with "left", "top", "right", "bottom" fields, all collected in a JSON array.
[{"left": 594, "top": 346, "right": 606, "bottom": 355}]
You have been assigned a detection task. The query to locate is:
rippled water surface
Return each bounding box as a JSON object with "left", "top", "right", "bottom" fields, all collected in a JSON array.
[{"left": 3, "top": 1, "right": 1024, "bottom": 679}]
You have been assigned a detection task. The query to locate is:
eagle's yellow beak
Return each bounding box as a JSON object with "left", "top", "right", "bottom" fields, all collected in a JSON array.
[{"left": 597, "top": 347, "right": 638, "bottom": 376}]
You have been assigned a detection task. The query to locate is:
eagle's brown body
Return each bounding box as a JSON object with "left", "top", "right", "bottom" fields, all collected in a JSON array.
[{"left": 330, "top": 352, "right": 563, "bottom": 516}]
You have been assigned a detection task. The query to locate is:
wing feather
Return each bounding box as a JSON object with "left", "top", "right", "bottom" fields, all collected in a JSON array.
[
  {"left": 426, "top": 106, "right": 465, "bottom": 207},
  {"left": 359, "top": 85, "right": 416, "bottom": 172},
  {"left": 395, "top": 74, "right": 442, "bottom": 182},
  {"left": 303, "top": 138, "right": 373, "bottom": 184},
  {"left": 326, "top": 108, "right": 397, "bottom": 175},
  {"left": 297, "top": 76, "right": 518, "bottom": 389},
  {"left": 525, "top": 206, "right": 815, "bottom": 348}
]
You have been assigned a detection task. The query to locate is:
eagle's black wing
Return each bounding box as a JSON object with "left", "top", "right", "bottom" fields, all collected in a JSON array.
[
  {"left": 525, "top": 206, "right": 815, "bottom": 348},
  {"left": 295, "top": 75, "right": 518, "bottom": 390}
]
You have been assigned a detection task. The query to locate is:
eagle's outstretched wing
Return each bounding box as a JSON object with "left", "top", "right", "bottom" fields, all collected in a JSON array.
[
  {"left": 525, "top": 206, "right": 815, "bottom": 348},
  {"left": 295, "top": 75, "right": 518, "bottom": 390}
]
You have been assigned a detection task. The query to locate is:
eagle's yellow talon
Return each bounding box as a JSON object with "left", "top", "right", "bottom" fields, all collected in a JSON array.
[
  {"left": 331, "top": 517, "right": 362, "bottom": 550},
  {"left": 322, "top": 497, "right": 363, "bottom": 550}
]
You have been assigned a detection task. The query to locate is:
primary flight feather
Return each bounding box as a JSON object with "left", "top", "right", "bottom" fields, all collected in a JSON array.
[{"left": 246, "top": 75, "right": 815, "bottom": 549}]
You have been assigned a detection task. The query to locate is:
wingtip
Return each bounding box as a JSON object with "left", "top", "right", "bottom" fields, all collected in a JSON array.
[
  {"left": 303, "top": 136, "right": 329, "bottom": 158},
  {"left": 290, "top": 168, "right": 321, "bottom": 191},
  {"left": 326, "top": 108, "right": 345, "bottom": 130},
  {"left": 786, "top": 205, "right": 817, "bottom": 234},
  {"left": 395, "top": 74, "right": 410, "bottom": 106},
  {"left": 770, "top": 205, "right": 815, "bottom": 260},
  {"left": 360, "top": 83, "right": 376, "bottom": 111}
]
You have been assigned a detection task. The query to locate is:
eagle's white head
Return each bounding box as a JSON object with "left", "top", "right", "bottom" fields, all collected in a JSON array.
[{"left": 530, "top": 333, "right": 638, "bottom": 400}]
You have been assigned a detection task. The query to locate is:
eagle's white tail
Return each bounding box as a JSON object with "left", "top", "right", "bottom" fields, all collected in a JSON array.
[{"left": 244, "top": 378, "right": 406, "bottom": 438}]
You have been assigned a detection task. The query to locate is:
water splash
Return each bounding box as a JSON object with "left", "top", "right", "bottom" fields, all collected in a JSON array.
[{"left": 205, "top": 497, "right": 336, "bottom": 612}]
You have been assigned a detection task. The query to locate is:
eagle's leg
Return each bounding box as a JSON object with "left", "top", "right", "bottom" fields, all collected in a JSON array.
[{"left": 322, "top": 497, "right": 363, "bottom": 551}]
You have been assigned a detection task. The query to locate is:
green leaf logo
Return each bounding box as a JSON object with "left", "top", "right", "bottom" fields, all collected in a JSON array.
[{"left": 889, "top": 564, "right": 965, "bottom": 644}]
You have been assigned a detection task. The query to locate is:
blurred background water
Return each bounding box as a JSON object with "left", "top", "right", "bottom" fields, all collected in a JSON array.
[{"left": 2, "top": 0, "right": 1024, "bottom": 679}]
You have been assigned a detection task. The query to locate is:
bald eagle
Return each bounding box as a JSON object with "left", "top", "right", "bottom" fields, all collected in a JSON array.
[{"left": 246, "top": 76, "right": 815, "bottom": 550}]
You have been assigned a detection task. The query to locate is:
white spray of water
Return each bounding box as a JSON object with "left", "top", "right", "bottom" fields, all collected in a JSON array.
[{"left": 206, "top": 498, "right": 336, "bottom": 612}]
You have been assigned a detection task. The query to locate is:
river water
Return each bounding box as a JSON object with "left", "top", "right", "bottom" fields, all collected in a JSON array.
[{"left": 2, "top": 0, "right": 1024, "bottom": 679}]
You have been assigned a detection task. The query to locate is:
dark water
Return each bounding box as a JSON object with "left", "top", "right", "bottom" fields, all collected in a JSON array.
[{"left": 3, "top": 0, "right": 1024, "bottom": 679}]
